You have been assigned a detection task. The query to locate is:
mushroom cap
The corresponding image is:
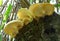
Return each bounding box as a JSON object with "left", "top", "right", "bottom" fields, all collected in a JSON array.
[
  {"left": 29, "top": 3, "right": 45, "bottom": 18},
  {"left": 41, "top": 3, "right": 54, "bottom": 16},
  {"left": 3, "top": 20, "right": 23, "bottom": 38},
  {"left": 29, "top": 3, "right": 54, "bottom": 18},
  {"left": 17, "top": 8, "right": 33, "bottom": 25}
]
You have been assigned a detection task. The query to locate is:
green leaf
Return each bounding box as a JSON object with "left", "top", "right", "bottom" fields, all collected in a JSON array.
[
  {"left": 0, "top": 34, "right": 2, "bottom": 41},
  {"left": 0, "top": 0, "right": 3, "bottom": 6},
  {"left": 54, "top": 4, "right": 60, "bottom": 7},
  {"left": 47, "top": 0, "right": 50, "bottom": 3},
  {"left": 30, "top": 0, "right": 33, "bottom": 4},
  {"left": 0, "top": 4, "right": 12, "bottom": 31}
]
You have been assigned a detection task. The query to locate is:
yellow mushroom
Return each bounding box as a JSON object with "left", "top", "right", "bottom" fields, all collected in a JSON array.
[
  {"left": 29, "top": 3, "right": 54, "bottom": 18},
  {"left": 29, "top": 3, "right": 45, "bottom": 19},
  {"left": 17, "top": 8, "right": 33, "bottom": 25},
  {"left": 3, "top": 20, "right": 23, "bottom": 38},
  {"left": 41, "top": 3, "right": 54, "bottom": 16}
]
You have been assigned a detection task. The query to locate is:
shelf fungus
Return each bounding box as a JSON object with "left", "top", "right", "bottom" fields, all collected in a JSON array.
[
  {"left": 29, "top": 3, "right": 54, "bottom": 19},
  {"left": 3, "top": 20, "right": 23, "bottom": 38},
  {"left": 17, "top": 8, "right": 33, "bottom": 25}
]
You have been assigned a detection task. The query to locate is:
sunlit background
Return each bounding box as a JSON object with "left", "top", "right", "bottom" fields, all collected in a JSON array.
[{"left": 2, "top": 0, "right": 60, "bottom": 14}]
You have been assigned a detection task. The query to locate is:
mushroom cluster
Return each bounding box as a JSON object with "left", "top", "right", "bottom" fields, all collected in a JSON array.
[{"left": 4, "top": 3, "right": 58, "bottom": 41}]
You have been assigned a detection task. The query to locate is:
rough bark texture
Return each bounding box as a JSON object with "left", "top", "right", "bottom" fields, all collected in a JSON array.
[{"left": 15, "top": 12, "right": 60, "bottom": 41}]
